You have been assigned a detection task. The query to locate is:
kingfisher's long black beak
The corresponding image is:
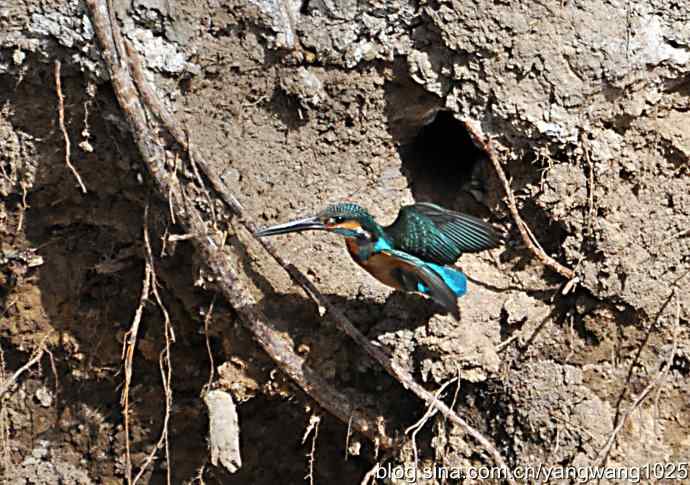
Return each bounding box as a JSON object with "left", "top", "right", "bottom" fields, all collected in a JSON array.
[{"left": 255, "top": 216, "right": 326, "bottom": 237}]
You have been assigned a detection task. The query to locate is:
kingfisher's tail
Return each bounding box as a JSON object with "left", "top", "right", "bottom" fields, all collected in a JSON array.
[
  {"left": 426, "top": 264, "right": 467, "bottom": 297},
  {"left": 381, "top": 249, "right": 466, "bottom": 319},
  {"left": 414, "top": 263, "right": 467, "bottom": 319}
]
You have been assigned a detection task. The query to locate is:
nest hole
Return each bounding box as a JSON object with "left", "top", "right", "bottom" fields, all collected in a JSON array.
[{"left": 398, "top": 111, "right": 488, "bottom": 210}]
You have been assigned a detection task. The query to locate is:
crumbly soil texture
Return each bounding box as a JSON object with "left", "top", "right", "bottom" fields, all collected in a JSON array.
[{"left": 1, "top": 0, "right": 689, "bottom": 483}]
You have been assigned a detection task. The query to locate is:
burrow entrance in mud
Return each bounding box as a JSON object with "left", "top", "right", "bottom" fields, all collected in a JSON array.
[
  {"left": 398, "top": 110, "right": 488, "bottom": 210},
  {"left": 383, "top": 70, "right": 490, "bottom": 213}
]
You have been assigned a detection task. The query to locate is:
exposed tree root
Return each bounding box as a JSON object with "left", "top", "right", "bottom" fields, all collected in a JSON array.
[
  {"left": 121, "top": 218, "right": 152, "bottom": 484},
  {"left": 405, "top": 376, "right": 458, "bottom": 472},
  {"left": 203, "top": 295, "right": 217, "bottom": 389},
  {"left": 133, "top": 208, "right": 175, "bottom": 485},
  {"left": 464, "top": 119, "right": 577, "bottom": 283},
  {"left": 53, "top": 60, "right": 87, "bottom": 194},
  {"left": 303, "top": 414, "right": 321, "bottom": 485},
  {"left": 0, "top": 332, "right": 52, "bottom": 400}
]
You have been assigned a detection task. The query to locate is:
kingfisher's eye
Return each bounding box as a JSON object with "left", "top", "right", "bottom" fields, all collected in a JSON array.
[{"left": 327, "top": 216, "right": 345, "bottom": 225}]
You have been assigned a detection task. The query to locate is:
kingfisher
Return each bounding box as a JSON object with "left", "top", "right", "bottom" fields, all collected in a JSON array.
[{"left": 255, "top": 202, "right": 499, "bottom": 319}]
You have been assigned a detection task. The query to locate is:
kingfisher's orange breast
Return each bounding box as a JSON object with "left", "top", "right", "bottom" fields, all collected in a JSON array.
[{"left": 344, "top": 239, "right": 404, "bottom": 290}]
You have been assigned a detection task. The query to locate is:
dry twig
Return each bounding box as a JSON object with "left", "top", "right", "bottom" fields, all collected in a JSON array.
[
  {"left": 303, "top": 414, "right": 321, "bottom": 485},
  {"left": 405, "top": 377, "right": 458, "bottom": 471},
  {"left": 132, "top": 213, "right": 175, "bottom": 485},
  {"left": 53, "top": 60, "right": 87, "bottom": 194},
  {"left": 464, "top": 120, "right": 576, "bottom": 282},
  {"left": 496, "top": 333, "right": 520, "bottom": 353},
  {"left": 203, "top": 295, "right": 217, "bottom": 389},
  {"left": 0, "top": 332, "right": 52, "bottom": 400},
  {"left": 121, "top": 238, "right": 152, "bottom": 485}
]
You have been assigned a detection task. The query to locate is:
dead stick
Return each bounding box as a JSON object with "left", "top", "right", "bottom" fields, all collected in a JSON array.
[
  {"left": 132, "top": 207, "right": 175, "bottom": 485},
  {"left": 464, "top": 120, "right": 576, "bottom": 281},
  {"left": 0, "top": 333, "right": 52, "bottom": 400},
  {"left": 121, "top": 249, "right": 152, "bottom": 485},
  {"left": 54, "top": 60, "right": 87, "bottom": 193}
]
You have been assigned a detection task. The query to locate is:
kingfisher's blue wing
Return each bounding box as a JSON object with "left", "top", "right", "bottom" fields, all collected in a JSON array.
[
  {"left": 369, "top": 249, "right": 460, "bottom": 319},
  {"left": 386, "top": 203, "right": 499, "bottom": 265}
]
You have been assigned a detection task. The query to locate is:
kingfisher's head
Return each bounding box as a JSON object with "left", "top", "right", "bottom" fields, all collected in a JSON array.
[{"left": 255, "top": 203, "right": 381, "bottom": 240}]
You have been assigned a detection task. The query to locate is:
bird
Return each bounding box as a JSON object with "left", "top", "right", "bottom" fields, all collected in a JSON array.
[{"left": 255, "top": 202, "right": 500, "bottom": 319}]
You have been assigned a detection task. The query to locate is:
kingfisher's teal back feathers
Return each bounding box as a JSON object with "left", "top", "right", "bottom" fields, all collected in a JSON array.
[
  {"left": 385, "top": 202, "right": 500, "bottom": 264},
  {"left": 255, "top": 201, "right": 499, "bottom": 318}
]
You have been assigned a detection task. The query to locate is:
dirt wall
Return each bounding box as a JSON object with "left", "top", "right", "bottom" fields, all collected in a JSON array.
[{"left": 1, "top": 0, "right": 688, "bottom": 483}]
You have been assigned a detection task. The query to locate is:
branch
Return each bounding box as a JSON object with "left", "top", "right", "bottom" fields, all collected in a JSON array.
[
  {"left": 54, "top": 60, "right": 87, "bottom": 193},
  {"left": 464, "top": 120, "right": 576, "bottom": 282},
  {"left": 0, "top": 333, "right": 52, "bottom": 400}
]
